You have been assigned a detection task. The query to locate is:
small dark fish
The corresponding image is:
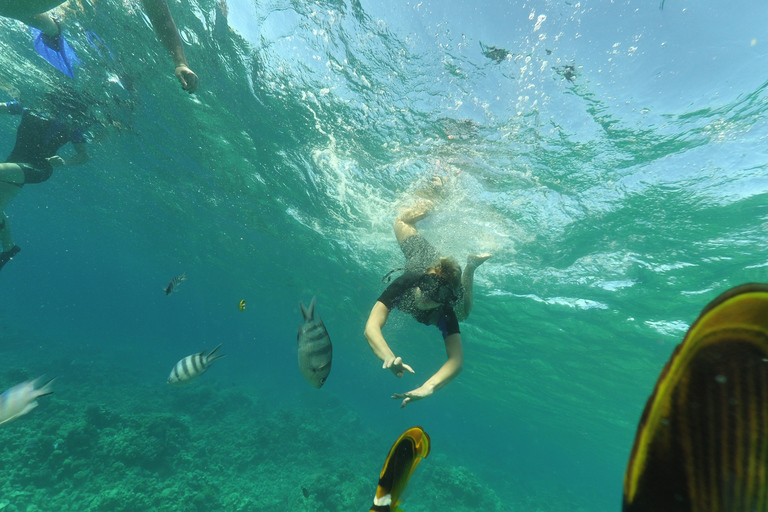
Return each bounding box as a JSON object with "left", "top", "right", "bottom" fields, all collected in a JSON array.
[
  {"left": 370, "top": 426, "right": 430, "bottom": 512},
  {"left": 623, "top": 283, "right": 768, "bottom": 512},
  {"left": 553, "top": 64, "right": 576, "bottom": 83},
  {"left": 480, "top": 42, "right": 511, "bottom": 64},
  {"left": 302, "top": 487, "right": 309, "bottom": 498},
  {"left": 165, "top": 272, "right": 186, "bottom": 295},
  {"left": 297, "top": 297, "right": 332, "bottom": 388}
]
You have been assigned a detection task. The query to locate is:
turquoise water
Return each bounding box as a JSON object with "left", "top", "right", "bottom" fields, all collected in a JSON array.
[{"left": 1, "top": 0, "right": 768, "bottom": 510}]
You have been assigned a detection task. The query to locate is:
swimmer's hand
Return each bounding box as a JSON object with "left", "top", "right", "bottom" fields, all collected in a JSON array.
[
  {"left": 392, "top": 385, "right": 432, "bottom": 409},
  {"left": 175, "top": 65, "right": 199, "bottom": 93},
  {"left": 383, "top": 356, "right": 414, "bottom": 378},
  {"left": 46, "top": 156, "right": 65, "bottom": 168}
]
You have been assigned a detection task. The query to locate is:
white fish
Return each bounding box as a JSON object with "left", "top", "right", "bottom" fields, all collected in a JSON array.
[
  {"left": 167, "top": 344, "right": 225, "bottom": 386},
  {"left": 297, "top": 297, "right": 333, "bottom": 388},
  {"left": 0, "top": 377, "right": 55, "bottom": 426}
]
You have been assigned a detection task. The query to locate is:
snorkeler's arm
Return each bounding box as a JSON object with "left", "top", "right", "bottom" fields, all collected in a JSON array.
[
  {"left": 364, "top": 301, "right": 415, "bottom": 377},
  {"left": 0, "top": 102, "right": 20, "bottom": 115},
  {"left": 393, "top": 333, "right": 463, "bottom": 408},
  {"left": 66, "top": 142, "right": 89, "bottom": 166},
  {"left": 140, "top": 0, "right": 199, "bottom": 93},
  {"left": 46, "top": 143, "right": 89, "bottom": 168}
]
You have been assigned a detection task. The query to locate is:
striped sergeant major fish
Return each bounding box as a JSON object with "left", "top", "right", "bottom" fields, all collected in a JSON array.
[
  {"left": 0, "top": 377, "right": 56, "bottom": 426},
  {"left": 167, "top": 344, "right": 225, "bottom": 386},
  {"left": 165, "top": 272, "right": 187, "bottom": 295},
  {"left": 623, "top": 283, "right": 768, "bottom": 512},
  {"left": 370, "top": 426, "right": 430, "bottom": 512},
  {"left": 297, "top": 296, "right": 332, "bottom": 388}
]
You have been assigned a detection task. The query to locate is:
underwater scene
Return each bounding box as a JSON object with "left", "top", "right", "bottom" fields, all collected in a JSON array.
[{"left": 1, "top": 0, "right": 768, "bottom": 510}]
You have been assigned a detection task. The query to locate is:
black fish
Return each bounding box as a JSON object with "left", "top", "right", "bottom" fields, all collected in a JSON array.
[
  {"left": 480, "top": 42, "right": 511, "bottom": 64},
  {"left": 302, "top": 487, "right": 309, "bottom": 498},
  {"left": 623, "top": 283, "right": 768, "bottom": 512},
  {"left": 165, "top": 272, "right": 187, "bottom": 295}
]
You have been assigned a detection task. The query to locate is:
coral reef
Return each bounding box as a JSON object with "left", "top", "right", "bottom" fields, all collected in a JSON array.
[{"left": 0, "top": 356, "right": 509, "bottom": 512}]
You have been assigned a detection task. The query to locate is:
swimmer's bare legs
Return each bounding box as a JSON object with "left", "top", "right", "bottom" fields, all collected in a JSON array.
[
  {"left": 455, "top": 253, "right": 492, "bottom": 322},
  {"left": 394, "top": 171, "right": 453, "bottom": 243},
  {"left": 28, "top": 13, "right": 59, "bottom": 36},
  {"left": 0, "top": 1, "right": 64, "bottom": 36},
  {"left": 393, "top": 200, "right": 433, "bottom": 245}
]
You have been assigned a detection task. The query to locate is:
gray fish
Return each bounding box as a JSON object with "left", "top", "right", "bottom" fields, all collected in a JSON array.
[
  {"left": 167, "top": 344, "right": 225, "bottom": 386},
  {"left": 297, "top": 297, "right": 332, "bottom": 388}
]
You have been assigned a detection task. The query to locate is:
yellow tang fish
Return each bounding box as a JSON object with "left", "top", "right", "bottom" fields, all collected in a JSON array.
[
  {"left": 370, "top": 426, "right": 430, "bottom": 512},
  {"left": 623, "top": 283, "right": 768, "bottom": 512},
  {"left": 239, "top": 299, "right": 246, "bottom": 311}
]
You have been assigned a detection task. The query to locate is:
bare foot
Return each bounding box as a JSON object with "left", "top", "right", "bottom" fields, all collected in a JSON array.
[
  {"left": 415, "top": 170, "right": 454, "bottom": 199},
  {"left": 398, "top": 200, "right": 434, "bottom": 224},
  {"left": 467, "top": 253, "right": 492, "bottom": 271}
]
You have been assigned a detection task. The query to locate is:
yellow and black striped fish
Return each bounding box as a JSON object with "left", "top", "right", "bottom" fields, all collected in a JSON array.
[
  {"left": 167, "top": 344, "right": 225, "bottom": 386},
  {"left": 623, "top": 283, "right": 768, "bottom": 512},
  {"left": 370, "top": 426, "right": 430, "bottom": 512},
  {"left": 165, "top": 272, "right": 187, "bottom": 295}
]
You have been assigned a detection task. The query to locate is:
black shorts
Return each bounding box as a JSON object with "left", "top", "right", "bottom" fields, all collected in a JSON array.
[
  {"left": 399, "top": 234, "right": 440, "bottom": 274},
  {"left": 19, "top": 163, "right": 53, "bottom": 184}
]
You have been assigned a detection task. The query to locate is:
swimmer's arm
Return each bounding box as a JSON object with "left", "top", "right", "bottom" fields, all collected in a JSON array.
[
  {"left": 392, "top": 333, "right": 463, "bottom": 408},
  {"left": 66, "top": 142, "right": 89, "bottom": 166},
  {"left": 140, "top": 0, "right": 188, "bottom": 69},
  {"left": 364, "top": 301, "right": 394, "bottom": 361},
  {"left": 424, "top": 332, "right": 464, "bottom": 392},
  {"left": 48, "top": 143, "right": 89, "bottom": 168},
  {"left": 365, "top": 301, "right": 415, "bottom": 378},
  {"left": 140, "top": 0, "right": 198, "bottom": 92}
]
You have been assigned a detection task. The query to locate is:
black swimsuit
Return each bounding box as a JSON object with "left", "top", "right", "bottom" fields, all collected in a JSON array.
[
  {"left": 377, "top": 234, "right": 461, "bottom": 339},
  {"left": 1, "top": 104, "right": 85, "bottom": 187}
]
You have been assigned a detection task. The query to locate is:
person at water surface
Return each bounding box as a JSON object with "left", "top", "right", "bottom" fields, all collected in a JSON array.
[
  {"left": 0, "top": 99, "right": 90, "bottom": 272},
  {"left": 364, "top": 176, "right": 492, "bottom": 408},
  {"left": 0, "top": 0, "right": 198, "bottom": 93}
]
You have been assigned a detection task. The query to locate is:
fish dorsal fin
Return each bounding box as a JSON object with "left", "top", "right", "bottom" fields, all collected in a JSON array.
[{"left": 300, "top": 296, "right": 317, "bottom": 321}]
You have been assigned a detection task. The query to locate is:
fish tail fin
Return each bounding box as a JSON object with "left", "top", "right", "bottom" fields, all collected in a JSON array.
[
  {"left": 206, "top": 344, "right": 226, "bottom": 362},
  {"left": 34, "top": 376, "right": 56, "bottom": 397},
  {"left": 300, "top": 296, "right": 317, "bottom": 321}
]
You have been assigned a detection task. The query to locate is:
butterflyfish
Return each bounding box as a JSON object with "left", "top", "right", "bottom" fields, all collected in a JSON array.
[
  {"left": 623, "top": 283, "right": 768, "bottom": 512},
  {"left": 167, "top": 344, "right": 225, "bottom": 386},
  {"left": 370, "top": 426, "right": 431, "bottom": 512},
  {"left": 297, "top": 296, "right": 332, "bottom": 388},
  {"left": 0, "top": 377, "right": 56, "bottom": 426},
  {"left": 239, "top": 299, "right": 246, "bottom": 311},
  {"left": 165, "top": 272, "right": 187, "bottom": 295}
]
